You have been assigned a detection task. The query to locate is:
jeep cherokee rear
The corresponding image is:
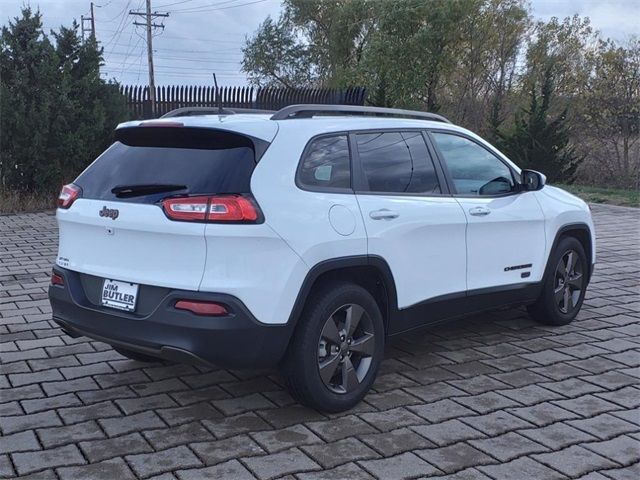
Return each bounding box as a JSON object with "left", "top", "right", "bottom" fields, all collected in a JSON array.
[{"left": 49, "top": 105, "right": 595, "bottom": 412}]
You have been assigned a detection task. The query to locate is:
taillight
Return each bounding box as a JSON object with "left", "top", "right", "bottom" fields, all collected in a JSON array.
[
  {"left": 51, "top": 272, "right": 64, "bottom": 286},
  {"left": 208, "top": 196, "right": 258, "bottom": 222},
  {"left": 58, "top": 184, "right": 81, "bottom": 209},
  {"left": 175, "top": 300, "right": 228, "bottom": 316},
  {"left": 162, "top": 195, "right": 260, "bottom": 223},
  {"left": 162, "top": 196, "right": 210, "bottom": 221}
]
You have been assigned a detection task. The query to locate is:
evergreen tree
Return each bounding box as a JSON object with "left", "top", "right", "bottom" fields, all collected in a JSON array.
[
  {"left": 50, "top": 26, "right": 127, "bottom": 185},
  {"left": 0, "top": 7, "right": 127, "bottom": 194},
  {"left": 498, "top": 66, "right": 582, "bottom": 183},
  {"left": 0, "top": 7, "right": 58, "bottom": 191}
]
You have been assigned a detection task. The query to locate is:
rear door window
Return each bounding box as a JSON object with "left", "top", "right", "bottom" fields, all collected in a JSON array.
[
  {"left": 355, "top": 131, "right": 441, "bottom": 194},
  {"left": 297, "top": 135, "right": 351, "bottom": 190},
  {"left": 75, "top": 127, "right": 260, "bottom": 203}
]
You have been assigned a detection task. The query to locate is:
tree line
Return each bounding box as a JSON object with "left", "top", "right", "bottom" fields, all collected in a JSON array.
[
  {"left": 243, "top": 0, "right": 639, "bottom": 189},
  {"left": 0, "top": 8, "right": 127, "bottom": 196}
]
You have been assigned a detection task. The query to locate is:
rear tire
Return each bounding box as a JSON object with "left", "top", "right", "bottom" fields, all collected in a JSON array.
[
  {"left": 113, "top": 347, "right": 162, "bottom": 363},
  {"left": 282, "top": 281, "right": 385, "bottom": 413},
  {"left": 528, "top": 236, "right": 588, "bottom": 326}
]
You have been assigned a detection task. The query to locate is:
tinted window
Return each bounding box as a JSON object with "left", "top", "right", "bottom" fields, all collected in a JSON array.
[
  {"left": 75, "top": 128, "right": 256, "bottom": 203},
  {"left": 431, "top": 132, "right": 515, "bottom": 196},
  {"left": 356, "top": 131, "right": 440, "bottom": 194},
  {"left": 298, "top": 135, "right": 351, "bottom": 190}
]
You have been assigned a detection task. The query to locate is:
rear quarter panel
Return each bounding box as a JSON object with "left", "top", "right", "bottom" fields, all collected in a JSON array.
[
  {"left": 248, "top": 124, "right": 368, "bottom": 321},
  {"left": 199, "top": 223, "right": 308, "bottom": 325},
  {"left": 251, "top": 125, "right": 368, "bottom": 266}
]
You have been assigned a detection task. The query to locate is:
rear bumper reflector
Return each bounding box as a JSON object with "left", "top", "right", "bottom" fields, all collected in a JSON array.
[
  {"left": 51, "top": 272, "right": 65, "bottom": 286},
  {"left": 174, "top": 300, "right": 228, "bottom": 316}
]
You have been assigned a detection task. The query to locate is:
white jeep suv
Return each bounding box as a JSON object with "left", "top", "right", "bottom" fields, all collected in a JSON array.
[{"left": 49, "top": 105, "right": 595, "bottom": 412}]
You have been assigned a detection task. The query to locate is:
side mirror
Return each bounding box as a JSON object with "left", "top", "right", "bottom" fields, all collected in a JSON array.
[{"left": 521, "top": 169, "right": 546, "bottom": 191}]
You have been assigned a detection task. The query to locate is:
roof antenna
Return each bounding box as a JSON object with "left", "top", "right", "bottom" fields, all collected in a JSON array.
[{"left": 212, "top": 73, "right": 224, "bottom": 115}]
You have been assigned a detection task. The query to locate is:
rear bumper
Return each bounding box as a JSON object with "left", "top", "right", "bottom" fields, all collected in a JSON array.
[{"left": 48, "top": 267, "right": 293, "bottom": 369}]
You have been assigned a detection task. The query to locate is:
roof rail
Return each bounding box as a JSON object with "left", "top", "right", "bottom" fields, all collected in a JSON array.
[
  {"left": 160, "top": 106, "right": 275, "bottom": 118},
  {"left": 270, "top": 104, "right": 451, "bottom": 123}
]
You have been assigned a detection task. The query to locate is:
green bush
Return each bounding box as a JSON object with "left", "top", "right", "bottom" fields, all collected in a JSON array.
[{"left": 0, "top": 7, "right": 128, "bottom": 196}]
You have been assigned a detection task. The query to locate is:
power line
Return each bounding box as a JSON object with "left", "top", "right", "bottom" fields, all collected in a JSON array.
[
  {"left": 157, "top": 0, "right": 246, "bottom": 11},
  {"left": 102, "top": 40, "right": 244, "bottom": 56},
  {"left": 119, "top": 37, "right": 144, "bottom": 76},
  {"left": 101, "top": 0, "right": 134, "bottom": 23},
  {"left": 154, "top": 0, "right": 199, "bottom": 8},
  {"left": 95, "top": 0, "right": 117, "bottom": 8},
  {"left": 104, "top": 52, "right": 243, "bottom": 64},
  {"left": 167, "top": 0, "right": 270, "bottom": 14},
  {"left": 102, "top": 71, "right": 246, "bottom": 78},
  {"left": 101, "top": 0, "right": 134, "bottom": 52},
  {"left": 96, "top": 28, "right": 246, "bottom": 43},
  {"left": 102, "top": 58, "right": 242, "bottom": 72}
]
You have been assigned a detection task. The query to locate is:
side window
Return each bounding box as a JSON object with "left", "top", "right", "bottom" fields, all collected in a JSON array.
[
  {"left": 431, "top": 132, "right": 516, "bottom": 196},
  {"left": 356, "top": 131, "right": 440, "bottom": 194},
  {"left": 298, "top": 135, "right": 351, "bottom": 190}
]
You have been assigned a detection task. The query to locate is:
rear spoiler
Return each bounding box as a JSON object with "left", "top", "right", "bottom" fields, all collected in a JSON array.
[{"left": 114, "top": 125, "right": 271, "bottom": 161}]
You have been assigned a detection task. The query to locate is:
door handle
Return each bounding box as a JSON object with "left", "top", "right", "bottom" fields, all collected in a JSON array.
[
  {"left": 469, "top": 206, "right": 491, "bottom": 217},
  {"left": 369, "top": 209, "right": 399, "bottom": 220}
]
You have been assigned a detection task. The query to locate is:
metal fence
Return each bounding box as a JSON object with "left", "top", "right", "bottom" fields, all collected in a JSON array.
[{"left": 121, "top": 85, "right": 368, "bottom": 119}]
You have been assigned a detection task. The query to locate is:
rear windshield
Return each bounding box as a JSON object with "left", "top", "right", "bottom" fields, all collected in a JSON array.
[{"left": 75, "top": 127, "right": 259, "bottom": 203}]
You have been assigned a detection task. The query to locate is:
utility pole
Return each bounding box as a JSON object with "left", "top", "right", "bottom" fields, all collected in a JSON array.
[
  {"left": 90, "top": 2, "right": 96, "bottom": 40},
  {"left": 130, "top": 1, "right": 169, "bottom": 115},
  {"left": 81, "top": 3, "right": 95, "bottom": 43}
]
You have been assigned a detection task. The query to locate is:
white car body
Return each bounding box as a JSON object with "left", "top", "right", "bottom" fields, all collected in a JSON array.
[{"left": 50, "top": 107, "right": 596, "bottom": 371}]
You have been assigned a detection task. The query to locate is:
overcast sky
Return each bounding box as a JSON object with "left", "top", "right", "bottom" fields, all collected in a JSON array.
[{"left": 1, "top": 0, "right": 639, "bottom": 87}]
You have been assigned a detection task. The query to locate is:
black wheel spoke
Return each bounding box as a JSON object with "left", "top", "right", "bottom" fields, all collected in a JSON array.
[
  {"left": 349, "top": 333, "right": 375, "bottom": 356},
  {"left": 567, "top": 251, "right": 578, "bottom": 274},
  {"left": 341, "top": 356, "right": 359, "bottom": 391},
  {"left": 319, "top": 353, "right": 341, "bottom": 384},
  {"left": 344, "top": 304, "right": 364, "bottom": 337},
  {"left": 321, "top": 317, "right": 341, "bottom": 345},
  {"left": 568, "top": 273, "right": 583, "bottom": 290},
  {"left": 557, "top": 259, "right": 567, "bottom": 278},
  {"left": 563, "top": 286, "right": 571, "bottom": 312},
  {"left": 554, "top": 285, "right": 565, "bottom": 306}
]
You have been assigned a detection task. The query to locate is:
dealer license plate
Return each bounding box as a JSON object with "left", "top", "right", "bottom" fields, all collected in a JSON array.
[{"left": 101, "top": 279, "right": 138, "bottom": 312}]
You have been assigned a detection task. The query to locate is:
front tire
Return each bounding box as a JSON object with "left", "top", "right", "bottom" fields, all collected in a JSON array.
[
  {"left": 528, "top": 236, "right": 588, "bottom": 325},
  {"left": 282, "top": 281, "right": 385, "bottom": 413}
]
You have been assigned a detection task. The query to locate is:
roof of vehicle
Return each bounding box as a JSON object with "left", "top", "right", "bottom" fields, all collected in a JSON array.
[
  {"left": 116, "top": 111, "right": 465, "bottom": 143},
  {"left": 115, "top": 104, "right": 520, "bottom": 172}
]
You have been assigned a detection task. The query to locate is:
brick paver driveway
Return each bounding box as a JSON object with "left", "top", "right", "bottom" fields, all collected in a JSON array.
[{"left": 1, "top": 204, "right": 639, "bottom": 479}]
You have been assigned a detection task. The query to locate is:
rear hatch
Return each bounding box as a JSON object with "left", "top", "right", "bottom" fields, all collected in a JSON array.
[{"left": 56, "top": 123, "right": 271, "bottom": 292}]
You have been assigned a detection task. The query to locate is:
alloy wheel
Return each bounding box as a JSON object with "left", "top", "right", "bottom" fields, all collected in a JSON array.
[
  {"left": 317, "top": 303, "right": 375, "bottom": 394},
  {"left": 554, "top": 249, "right": 584, "bottom": 314}
]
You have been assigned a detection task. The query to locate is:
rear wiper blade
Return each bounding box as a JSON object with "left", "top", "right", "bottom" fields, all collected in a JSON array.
[{"left": 111, "top": 184, "right": 188, "bottom": 198}]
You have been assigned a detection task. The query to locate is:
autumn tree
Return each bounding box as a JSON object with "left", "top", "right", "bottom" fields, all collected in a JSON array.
[
  {"left": 242, "top": 0, "right": 636, "bottom": 189},
  {"left": 444, "top": 0, "right": 530, "bottom": 135},
  {"left": 242, "top": 0, "right": 375, "bottom": 88},
  {"left": 579, "top": 39, "right": 640, "bottom": 188}
]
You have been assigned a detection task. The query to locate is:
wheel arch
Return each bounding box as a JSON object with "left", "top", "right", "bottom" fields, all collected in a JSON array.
[
  {"left": 287, "top": 255, "right": 399, "bottom": 335},
  {"left": 546, "top": 223, "right": 594, "bottom": 282}
]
